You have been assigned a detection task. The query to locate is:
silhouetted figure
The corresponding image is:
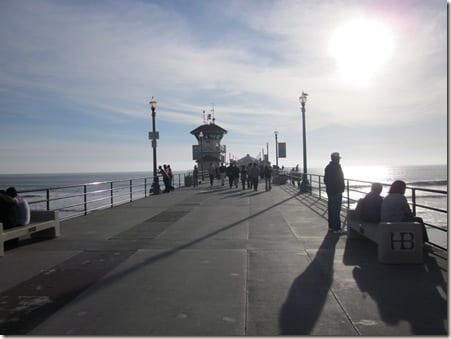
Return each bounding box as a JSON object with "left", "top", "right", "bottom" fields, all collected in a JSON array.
[
  {"left": 249, "top": 163, "right": 260, "bottom": 191},
  {"left": 232, "top": 163, "right": 240, "bottom": 188},
  {"left": 193, "top": 166, "right": 199, "bottom": 187},
  {"left": 356, "top": 182, "right": 383, "bottom": 222},
  {"left": 167, "top": 164, "right": 175, "bottom": 191},
  {"left": 264, "top": 165, "right": 272, "bottom": 191},
  {"left": 240, "top": 165, "right": 247, "bottom": 190},
  {"left": 0, "top": 187, "right": 30, "bottom": 229},
  {"left": 159, "top": 165, "right": 170, "bottom": 193},
  {"left": 381, "top": 180, "right": 429, "bottom": 242},
  {"left": 208, "top": 163, "right": 216, "bottom": 187},
  {"left": 324, "top": 152, "right": 345, "bottom": 233},
  {"left": 219, "top": 162, "right": 227, "bottom": 186}
]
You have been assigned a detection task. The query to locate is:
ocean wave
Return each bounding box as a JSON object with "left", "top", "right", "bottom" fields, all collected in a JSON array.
[{"left": 407, "top": 180, "right": 448, "bottom": 186}]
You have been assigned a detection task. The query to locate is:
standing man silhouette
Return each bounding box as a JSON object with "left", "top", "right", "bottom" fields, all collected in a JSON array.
[{"left": 324, "top": 152, "right": 346, "bottom": 234}]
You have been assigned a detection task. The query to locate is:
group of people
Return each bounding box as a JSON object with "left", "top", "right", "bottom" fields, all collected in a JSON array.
[
  {"left": 0, "top": 187, "right": 30, "bottom": 230},
  {"left": 324, "top": 152, "right": 428, "bottom": 241},
  {"left": 158, "top": 164, "right": 174, "bottom": 193},
  {"left": 355, "top": 181, "right": 429, "bottom": 242},
  {"left": 195, "top": 162, "right": 273, "bottom": 192}
]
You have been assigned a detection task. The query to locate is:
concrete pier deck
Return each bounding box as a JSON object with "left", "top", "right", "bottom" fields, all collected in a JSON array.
[{"left": 0, "top": 183, "right": 447, "bottom": 335}]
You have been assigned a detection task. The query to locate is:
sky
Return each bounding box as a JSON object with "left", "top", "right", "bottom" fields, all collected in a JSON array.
[{"left": 0, "top": 0, "right": 448, "bottom": 174}]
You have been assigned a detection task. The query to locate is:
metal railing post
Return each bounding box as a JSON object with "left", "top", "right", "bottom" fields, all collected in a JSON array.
[
  {"left": 145, "top": 178, "right": 147, "bottom": 197},
  {"left": 83, "top": 185, "right": 88, "bottom": 215},
  {"left": 346, "top": 179, "right": 350, "bottom": 209},
  {"left": 318, "top": 176, "right": 322, "bottom": 199},
  {"left": 130, "top": 179, "right": 133, "bottom": 202},
  {"left": 46, "top": 189, "right": 50, "bottom": 211},
  {"left": 412, "top": 188, "right": 417, "bottom": 215},
  {"left": 110, "top": 182, "right": 114, "bottom": 208}
]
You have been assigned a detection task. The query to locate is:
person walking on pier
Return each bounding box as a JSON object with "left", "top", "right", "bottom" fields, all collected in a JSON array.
[
  {"left": 240, "top": 165, "right": 248, "bottom": 190},
  {"left": 249, "top": 163, "right": 260, "bottom": 191},
  {"left": 208, "top": 163, "right": 216, "bottom": 187},
  {"left": 193, "top": 166, "right": 199, "bottom": 188},
  {"left": 264, "top": 165, "right": 272, "bottom": 191},
  {"left": 247, "top": 163, "right": 253, "bottom": 189},
  {"left": 219, "top": 163, "right": 227, "bottom": 186},
  {"left": 324, "top": 152, "right": 345, "bottom": 233},
  {"left": 232, "top": 163, "right": 240, "bottom": 188}
]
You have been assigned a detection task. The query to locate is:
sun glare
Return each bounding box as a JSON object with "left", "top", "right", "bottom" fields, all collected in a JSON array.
[{"left": 329, "top": 18, "right": 394, "bottom": 86}]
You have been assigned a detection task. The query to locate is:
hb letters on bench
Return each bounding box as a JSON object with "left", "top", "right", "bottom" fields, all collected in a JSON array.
[{"left": 347, "top": 210, "right": 423, "bottom": 264}]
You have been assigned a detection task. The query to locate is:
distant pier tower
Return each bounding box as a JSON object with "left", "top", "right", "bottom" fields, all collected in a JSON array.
[{"left": 190, "top": 111, "right": 227, "bottom": 175}]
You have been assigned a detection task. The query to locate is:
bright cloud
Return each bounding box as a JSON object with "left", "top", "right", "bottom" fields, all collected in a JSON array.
[{"left": 0, "top": 0, "right": 447, "bottom": 173}]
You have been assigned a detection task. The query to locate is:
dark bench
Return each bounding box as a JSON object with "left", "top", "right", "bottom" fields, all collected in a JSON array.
[
  {"left": 347, "top": 209, "right": 423, "bottom": 264},
  {"left": 0, "top": 210, "right": 60, "bottom": 256}
]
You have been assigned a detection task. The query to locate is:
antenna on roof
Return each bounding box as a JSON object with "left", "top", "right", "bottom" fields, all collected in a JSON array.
[
  {"left": 202, "top": 110, "right": 206, "bottom": 124},
  {"left": 211, "top": 103, "right": 215, "bottom": 123}
]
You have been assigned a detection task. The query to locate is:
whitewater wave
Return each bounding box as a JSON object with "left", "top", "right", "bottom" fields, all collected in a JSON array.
[{"left": 407, "top": 180, "right": 447, "bottom": 186}]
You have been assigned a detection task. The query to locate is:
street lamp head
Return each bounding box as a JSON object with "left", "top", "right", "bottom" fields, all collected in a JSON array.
[
  {"left": 274, "top": 130, "right": 278, "bottom": 136},
  {"left": 149, "top": 97, "right": 157, "bottom": 111},
  {"left": 299, "top": 92, "right": 308, "bottom": 105}
]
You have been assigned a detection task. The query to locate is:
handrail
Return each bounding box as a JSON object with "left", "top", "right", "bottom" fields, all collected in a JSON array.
[
  {"left": 17, "top": 173, "right": 188, "bottom": 221},
  {"left": 284, "top": 171, "right": 447, "bottom": 251}
]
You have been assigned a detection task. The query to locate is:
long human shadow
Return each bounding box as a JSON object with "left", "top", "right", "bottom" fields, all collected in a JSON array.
[
  {"left": 279, "top": 231, "right": 342, "bottom": 335},
  {"left": 76, "top": 191, "right": 301, "bottom": 299},
  {"left": 343, "top": 239, "right": 448, "bottom": 335}
]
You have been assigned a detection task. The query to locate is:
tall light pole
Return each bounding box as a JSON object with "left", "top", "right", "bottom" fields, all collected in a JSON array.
[
  {"left": 266, "top": 142, "right": 269, "bottom": 164},
  {"left": 274, "top": 130, "right": 279, "bottom": 168},
  {"left": 199, "top": 131, "right": 204, "bottom": 180},
  {"left": 299, "top": 92, "right": 311, "bottom": 193},
  {"left": 149, "top": 97, "right": 160, "bottom": 194}
]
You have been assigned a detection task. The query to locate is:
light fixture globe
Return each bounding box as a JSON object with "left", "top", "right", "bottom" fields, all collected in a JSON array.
[
  {"left": 299, "top": 92, "right": 308, "bottom": 105},
  {"left": 149, "top": 97, "right": 157, "bottom": 110}
]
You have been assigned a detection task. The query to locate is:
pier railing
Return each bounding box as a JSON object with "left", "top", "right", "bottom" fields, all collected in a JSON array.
[
  {"left": 16, "top": 170, "right": 447, "bottom": 250},
  {"left": 284, "top": 172, "right": 447, "bottom": 250},
  {"left": 18, "top": 173, "right": 188, "bottom": 221}
]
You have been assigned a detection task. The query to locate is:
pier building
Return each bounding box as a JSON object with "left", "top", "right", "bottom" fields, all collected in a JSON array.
[{"left": 190, "top": 117, "right": 227, "bottom": 172}]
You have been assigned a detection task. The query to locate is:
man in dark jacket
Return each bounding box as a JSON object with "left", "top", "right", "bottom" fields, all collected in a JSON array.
[
  {"left": 324, "top": 152, "right": 345, "bottom": 233},
  {"left": 356, "top": 182, "right": 383, "bottom": 222}
]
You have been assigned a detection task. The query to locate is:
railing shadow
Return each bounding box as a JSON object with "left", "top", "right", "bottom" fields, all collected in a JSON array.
[
  {"left": 279, "top": 232, "right": 342, "bottom": 335},
  {"left": 343, "top": 239, "right": 448, "bottom": 335}
]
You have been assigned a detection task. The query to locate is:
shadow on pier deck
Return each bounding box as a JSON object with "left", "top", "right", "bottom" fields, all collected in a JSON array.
[{"left": 0, "top": 183, "right": 447, "bottom": 335}]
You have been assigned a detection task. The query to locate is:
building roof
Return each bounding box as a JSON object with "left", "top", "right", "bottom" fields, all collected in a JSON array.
[
  {"left": 190, "top": 123, "right": 227, "bottom": 137},
  {"left": 236, "top": 154, "right": 258, "bottom": 166}
]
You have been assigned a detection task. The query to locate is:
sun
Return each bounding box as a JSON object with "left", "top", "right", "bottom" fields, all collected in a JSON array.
[{"left": 329, "top": 18, "right": 394, "bottom": 86}]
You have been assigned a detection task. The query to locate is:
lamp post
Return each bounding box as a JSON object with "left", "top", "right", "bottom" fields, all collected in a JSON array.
[
  {"left": 199, "top": 131, "right": 204, "bottom": 180},
  {"left": 299, "top": 92, "right": 311, "bottom": 193},
  {"left": 274, "top": 130, "right": 279, "bottom": 168},
  {"left": 266, "top": 142, "right": 269, "bottom": 164},
  {"left": 149, "top": 97, "right": 160, "bottom": 194}
]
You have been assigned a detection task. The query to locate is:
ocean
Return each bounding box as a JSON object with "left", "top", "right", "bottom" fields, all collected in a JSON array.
[
  {"left": 1, "top": 165, "right": 445, "bottom": 193},
  {"left": 0, "top": 165, "right": 447, "bottom": 248}
]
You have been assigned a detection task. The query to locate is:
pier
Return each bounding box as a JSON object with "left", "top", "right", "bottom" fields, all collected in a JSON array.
[{"left": 0, "top": 183, "right": 447, "bottom": 335}]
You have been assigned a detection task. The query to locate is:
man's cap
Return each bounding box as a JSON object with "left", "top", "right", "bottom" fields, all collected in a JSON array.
[{"left": 331, "top": 152, "right": 341, "bottom": 159}]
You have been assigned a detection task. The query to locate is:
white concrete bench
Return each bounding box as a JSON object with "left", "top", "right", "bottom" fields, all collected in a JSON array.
[
  {"left": 347, "top": 209, "right": 423, "bottom": 264},
  {"left": 0, "top": 210, "right": 60, "bottom": 256}
]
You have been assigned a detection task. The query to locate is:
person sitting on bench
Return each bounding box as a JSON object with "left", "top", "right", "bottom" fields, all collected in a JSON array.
[
  {"left": 0, "top": 187, "right": 30, "bottom": 229},
  {"left": 0, "top": 188, "right": 17, "bottom": 229},
  {"left": 356, "top": 183, "right": 383, "bottom": 223},
  {"left": 381, "top": 180, "right": 429, "bottom": 243}
]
